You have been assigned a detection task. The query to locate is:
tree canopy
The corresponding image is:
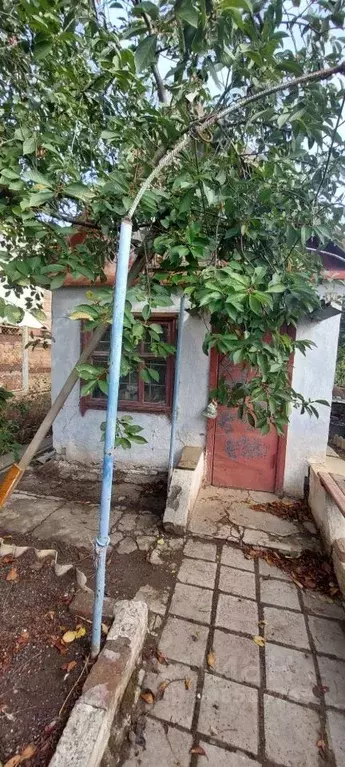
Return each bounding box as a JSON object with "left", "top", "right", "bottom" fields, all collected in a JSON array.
[{"left": 1, "top": 0, "right": 345, "bottom": 436}]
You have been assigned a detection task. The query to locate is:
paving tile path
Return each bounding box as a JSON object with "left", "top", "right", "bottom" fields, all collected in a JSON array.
[
  {"left": 121, "top": 540, "right": 345, "bottom": 767},
  {"left": 2, "top": 485, "right": 345, "bottom": 765}
]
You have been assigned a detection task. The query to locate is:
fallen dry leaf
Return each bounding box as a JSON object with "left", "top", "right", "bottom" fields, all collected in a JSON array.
[
  {"left": 6, "top": 567, "right": 18, "bottom": 583},
  {"left": 317, "top": 738, "right": 327, "bottom": 751},
  {"left": 45, "top": 610, "right": 55, "bottom": 620},
  {"left": 62, "top": 660, "right": 77, "bottom": 673},
  {"left": 253, "top": 635, "right": 265, "bottom": 647},
  {"left": 185, "top": 677, "right": 191, "bottom": 690},
  {"left": 4, "top": 756, "right": 22, "bottom": 767},
  {"left": 156, "top": 680, "right": 169, "bottom": 700},
  {"left": 62, "top": 630, "right": 76, "bottom": 644},
  {"left": 52, "top": 638, "right": 68, "bottom": 655},
  {"left": 62, "top": 626, "right": 86, "bottom": 644},
  {"left": 207, "top": 651, "right": 216, "bottom": 668},
  {"left": 44, "top": 720, "right": 57, "bottom": 737},
  {"left": 190, "top": 745, "right": 207, "bottom": 755},
  {"left": 156, "top": 649, "right": 168, "bottom": 665},
  {"left": 140, "top": 689, "right": 155, "bottom": 705},
  {"left": 20, "top": 744, "right": 36, "bottom": 761},
  {"left": 101, "top": 623, "right": 109, "bottom": 635},
  {"left": 0, "top": 554, "right": 15, "bottom": 566}
]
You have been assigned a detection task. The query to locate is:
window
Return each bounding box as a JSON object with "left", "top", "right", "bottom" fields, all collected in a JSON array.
[{"left": 80, "top": 315, "right": 177, "bottom": 415}]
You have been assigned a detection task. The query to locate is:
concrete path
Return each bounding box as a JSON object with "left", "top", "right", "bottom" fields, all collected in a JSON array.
[
  {"left": 0, "top": 490, "right": 162, "bottom": 553},
  {"left": 189, "top": 487, "right": 319, "bottom": 555},
  {"left": 121, "top": 539, "right": 345, "bottom": 767}
]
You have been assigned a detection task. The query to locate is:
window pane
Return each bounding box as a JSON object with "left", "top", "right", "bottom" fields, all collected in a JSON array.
[
  {"left": 119, "top": 369, "right": 139, "bottom": 401},
  {"left": 95, "top": 327, "right": 111, "bottom": 353},
  {"left": 144, "top": 360, "right": 167, "bottom": 404}
]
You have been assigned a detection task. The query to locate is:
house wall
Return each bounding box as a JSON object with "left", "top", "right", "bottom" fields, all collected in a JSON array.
[
  {"left": 283, "top": 311, "right": 341, "bottom": 497},
  {"left": 51, "top": 288, "right": 210, "bottom": 469}
]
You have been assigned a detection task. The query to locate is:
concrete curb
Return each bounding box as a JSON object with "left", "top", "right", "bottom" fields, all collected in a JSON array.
[
  {"left": 163, "top": 447, "right": 204, "bottom": 534},
  {"left": 49, "top": 599, "right": 148, "bottom": 767}
]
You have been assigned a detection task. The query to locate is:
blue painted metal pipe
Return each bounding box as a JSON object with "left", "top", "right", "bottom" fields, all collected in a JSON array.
[
  {"left": 167, "top": 294, "right": 185, "bottom": 486},
  {"left": 91, "top": 218, "right": 132, "bottom": 658}
]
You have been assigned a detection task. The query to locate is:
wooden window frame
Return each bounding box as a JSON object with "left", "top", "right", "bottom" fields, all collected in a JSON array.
[{"left": 80, "top": 314, "right": 177, "bottom": 416}]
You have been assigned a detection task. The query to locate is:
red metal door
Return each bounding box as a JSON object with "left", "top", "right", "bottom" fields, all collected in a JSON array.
[{"left": 211, "top": 355, "right": 280, "bottom": 492}]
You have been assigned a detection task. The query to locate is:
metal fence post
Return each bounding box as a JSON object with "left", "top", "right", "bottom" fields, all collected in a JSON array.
[{"left": 91, "top": 217, "right": 132, "bottom": 658}]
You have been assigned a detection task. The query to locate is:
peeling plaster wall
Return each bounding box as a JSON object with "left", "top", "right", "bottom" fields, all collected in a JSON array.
[
  {"left": 283, "top": 310, "right": 341, "bottom": 498},
  {"left": 51, "top": 288, "right": 210, "bottom": 469}
]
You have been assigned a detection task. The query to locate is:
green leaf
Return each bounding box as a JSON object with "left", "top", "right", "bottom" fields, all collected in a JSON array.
[
  {"left": 140, "top": 367, "right": 151, "bottom": 382},
  {"left": 130, "top": 434, "right": 148, "bottom": 444},
  {"left": 81, "top": 380, "right": 97, "bottom": 396},
  {"left": 70, "top": 309, "right": 95, "bottom": 320},
  {"left": 21, "top": 190, "right": 54, "bottom": 208},
  {"left": 134, "top": 34, "right": 157, "bottom": 72},
  {"left": 176, "top": 1, "right": 199, "bottom": 27},
  {"left": 249, "top": 294, "right": 262, "bottom": 315},
  {"left": 221, "top": 0, "right": 253, "bottom": 13},
  {"left": 23, "top": 136, "right": 36, "bottom": 155},
  {"left": 50, "top": 273, "right": 66, "bottom": 289},
  {"left": 0, "top": 168, "right": 20, "bottom": 180},
  {"left": 267, "top": 283, "right": 286, "bottom": 293},
  {"left": 4, "top": 304, "right": 24, "bottom": 324},
  {"left": 30, "top": 308, "right": 47, "bottom": 323},
  {"left": 23, "top": 169, "right": 53, "bottom": 188},
  {"left": 77, "top": 363, "right": 102, "bottom": 379},
  {"left": 147, "top": 367, "right": 160, "bottom": 381},
  {"left": 133, "top": 1, "right": 159, "bottom": 19},
  {"left": 64, "top": 183, "right": 95, "bottom": 202},
  {"left": 98, "top": 379, "right": 109, "bottom": 395},
  {"left": 142, "top": 304, "right": 151, "bottom": 320}
]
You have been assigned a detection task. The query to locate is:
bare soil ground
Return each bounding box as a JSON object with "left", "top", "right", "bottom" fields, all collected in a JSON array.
[{"left": 0, "top": 548, "right": 95, "bottom": 767}]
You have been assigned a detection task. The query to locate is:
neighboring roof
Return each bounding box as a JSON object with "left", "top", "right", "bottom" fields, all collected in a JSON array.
[{"left": 308, "top": 238, "right": 345, "bottom": 280}]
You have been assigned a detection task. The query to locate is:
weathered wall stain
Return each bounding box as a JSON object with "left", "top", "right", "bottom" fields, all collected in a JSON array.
[{"left": 225, "top": 435, "right": 268, "bottom": 460}]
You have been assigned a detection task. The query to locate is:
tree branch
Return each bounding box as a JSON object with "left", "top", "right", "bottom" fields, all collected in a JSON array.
[
  {"left": 46, "top": 212, "right": 101, "bottom": 230},
  {"left": 132, "top": 0, "right": 168, "bottom": 104},
  {"left": 128, "top": 61, "right": 345, "bottom": 218},
  {"left": 314, "top": 92, "right": 345, "bottom": 203}
]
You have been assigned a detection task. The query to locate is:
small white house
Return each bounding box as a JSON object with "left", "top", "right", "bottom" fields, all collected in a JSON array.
[{"left": 51, "top": 249, "right": 345, "bottom": 498}]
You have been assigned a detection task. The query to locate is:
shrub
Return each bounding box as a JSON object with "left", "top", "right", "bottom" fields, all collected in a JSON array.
[{"left": 0, "top": 389, "right": 50, "bottom": 456}]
